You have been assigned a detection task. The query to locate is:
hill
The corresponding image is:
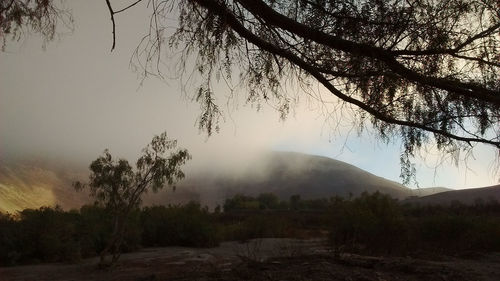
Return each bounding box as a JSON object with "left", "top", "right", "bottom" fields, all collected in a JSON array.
[
  {"left": 405, "top": 184, "right": 500, "bottom": 205},
  {"left": 148, "top": 151, "right": 414, "bottom": 206},
  {"left": 1, "top": 152, "right": 417, "bottom": 212},
  {"left": 408, "top": 187, "right": 452, "bottom": 197}
]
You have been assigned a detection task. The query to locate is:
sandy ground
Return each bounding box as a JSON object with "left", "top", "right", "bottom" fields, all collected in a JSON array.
[{"left": 1, "top": 238, "right": 500, "bottom": 281}]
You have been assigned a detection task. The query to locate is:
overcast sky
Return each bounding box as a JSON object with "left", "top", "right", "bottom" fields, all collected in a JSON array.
[{"left": 1, "top": 0, "right": 498, "bottom": 190}]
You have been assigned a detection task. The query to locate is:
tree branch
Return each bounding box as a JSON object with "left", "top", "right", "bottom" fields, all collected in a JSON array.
[
  {"left": 233, "top": 0, "right": 500, "bottom": 106},
  {"left": 0, "top": 0, "right": 15, "bottom": 14},
  {"left": 115, "top": 0, "right": 144, "bottom": 14},
  {"left": 391, "top": 22, "right": 500, "bottom": 56},
  {"left": 194, "top": 0, "right": 500, "bottom": 149},
  {"left": 105, "top": 0, "right": 116, "bottom": 51}
]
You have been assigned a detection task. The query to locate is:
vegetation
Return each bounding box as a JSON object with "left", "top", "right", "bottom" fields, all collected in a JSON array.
[
  {"left": 141, "top": 202, "right": 219, "bottom": 248},
  {"left": 73, "top": 132, "right": 191, "bottom": 267},
  {"left": 329, "top": 192, "right": 500, "bottom": 255},
  {"left": 2, "top": 191, "right": 500, "bottom": 266},
  {"left": 0, "top": 0, "right": 73, "bottom": 49},
  {"left": 0, "top": 203, "right": 214, "bottom": 266}
]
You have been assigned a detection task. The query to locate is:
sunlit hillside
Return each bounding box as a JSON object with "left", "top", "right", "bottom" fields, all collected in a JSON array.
[{"left": 0, "top": 165, "right": 87, "bottom": 213}]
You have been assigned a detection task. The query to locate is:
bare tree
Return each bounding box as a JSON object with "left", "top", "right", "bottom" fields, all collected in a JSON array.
[{"left": 74, "top": 132, "right": 191, "bottom": 267}]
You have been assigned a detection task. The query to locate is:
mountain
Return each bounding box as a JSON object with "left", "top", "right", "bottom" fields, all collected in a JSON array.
[
  {"left": 1, "top": 152, "right": 415, "bottom": 212},
  {"left": 147, "top": 151, "right": 414, "bottom": 206},
  {"left": 0, "top": 164, "right": 88, "bottom": 213},
  {"left": 405, "top": 184, "right": 500, "bottom": 206}
]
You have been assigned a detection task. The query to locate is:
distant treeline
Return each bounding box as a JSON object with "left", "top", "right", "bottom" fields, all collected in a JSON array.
[
  {"left": 1, "top": 192, "right": 500, "bottom": 266},
  {"left": 221, "top": 193, "right": 331, "bottom": 212}
]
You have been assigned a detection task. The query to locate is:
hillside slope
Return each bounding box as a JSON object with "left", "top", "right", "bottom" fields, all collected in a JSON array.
[
  {"left": 153, "top": 152, "right": 413, "bottom": 206},
  {"left": 405, "top": 184, "right": 500, "bottom": 205},
  {"left": 2, "top": 152, "right": 416, "bottom": 212}
]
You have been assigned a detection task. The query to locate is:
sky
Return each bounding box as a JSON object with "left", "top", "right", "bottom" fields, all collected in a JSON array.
[{"left": 1, "top": 0, "right": 498, "bottom": 199}]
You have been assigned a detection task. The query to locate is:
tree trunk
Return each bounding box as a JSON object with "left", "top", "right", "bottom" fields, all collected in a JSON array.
[{"left": 98, "top": 214, "right": 124, "bottom": 268}]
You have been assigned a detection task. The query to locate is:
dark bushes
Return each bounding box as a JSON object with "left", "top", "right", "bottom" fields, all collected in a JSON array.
[
  {"left": 329, "top": 192, "right": 500, "bottom": 256},
  {"left": 0, "top": 207, "right": 81, "bottom": 265},
  {"left": 329, "top": 192, "right": 406, "bottom": 253},
  {"left": 0, "top": 202, "right": 217, "bottom": 266},
  {"left": 2, "top": 192, "right": 500, "bottom": 266},
  {"left": 141, "top": 202, "right": 219, "bottom": 248}
]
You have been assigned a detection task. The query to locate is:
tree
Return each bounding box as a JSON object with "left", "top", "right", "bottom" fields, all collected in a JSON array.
[
  {"left": 121, "top": 0, "right": 499, "bottom": 183},
  {"left": 74, "top": 132, "right": 191, "bottom": 267},
  {"left": 257, "top": 193, "right": 279, "bottom": 210}
]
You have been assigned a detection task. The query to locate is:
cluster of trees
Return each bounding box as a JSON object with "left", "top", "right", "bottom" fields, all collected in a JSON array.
[{"left": 222, "top": 193, "right": 332, "bottom": 212}]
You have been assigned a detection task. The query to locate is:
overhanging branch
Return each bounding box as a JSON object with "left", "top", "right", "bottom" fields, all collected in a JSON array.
[
  {"left": 194, "top": 0, "right": 500, "bottom": 149},
  {"left": 233, "top": 0, "right": 500, "bottom": 106}
]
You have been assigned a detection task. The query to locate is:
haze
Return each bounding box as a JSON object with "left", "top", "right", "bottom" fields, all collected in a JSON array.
[{"left": 0, "top": 0, "right": 498, "bottom": 212}]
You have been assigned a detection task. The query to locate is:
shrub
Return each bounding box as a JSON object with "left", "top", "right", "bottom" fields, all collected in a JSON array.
[
  {"left": 329, "top": 192, "right": 406, "bottom": 254},
  {"left": 141, "top": 202, "right": 219, "bottom": 248}
]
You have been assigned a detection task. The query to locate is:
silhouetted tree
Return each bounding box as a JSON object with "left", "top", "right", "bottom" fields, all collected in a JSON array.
[
  {"left": 111, "top": 0, "right": 499, "bottom": 183},
  {"left": 74, "top": 132, "right": 191, "bottom": 267},
  {"left": 257, "top": 193, "right": 279, "bottom": 210}
]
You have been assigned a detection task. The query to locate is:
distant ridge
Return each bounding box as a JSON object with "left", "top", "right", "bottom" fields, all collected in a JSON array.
[
  {"left": 408, "top": 187, "right": 452, "bottom": 197},
  {"left": 405, "top": 184, "right": 500, "bottom": 205}
]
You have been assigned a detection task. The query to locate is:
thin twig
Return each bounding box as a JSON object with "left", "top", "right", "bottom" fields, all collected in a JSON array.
[{"left": 115, "top": 0, "right": 144, "bottom": 14}]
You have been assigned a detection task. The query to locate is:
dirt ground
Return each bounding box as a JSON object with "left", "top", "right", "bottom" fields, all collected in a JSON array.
[{"left": 1, "top": 238, "right": 500, "bottom": 281}]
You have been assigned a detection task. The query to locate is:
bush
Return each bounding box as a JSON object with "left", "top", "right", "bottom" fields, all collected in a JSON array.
[
  {"left": 329, "top": 192, "right": 500, "bottom": 256},
  {"left": 219, "top": 213, "right": 292, "bottom": 242},
  {"left": 329, "top": 192, "right": 406, "bottom": 254},
  {"left": 0, "top": 213, "right": 19, "bottom": 265},
  {"left": 0, "top": 202, "right": 216, "bottom": 266},
  {"left": 16, "top": 206, "right": 82, "bottom": 263},
  {"left": 141, "top": 202, "right": 219, "bottom": 248}
]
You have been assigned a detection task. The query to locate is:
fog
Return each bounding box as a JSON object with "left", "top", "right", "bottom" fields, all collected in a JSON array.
[{"left": 0, "top": 0, "right": 498, "bottom": 213}]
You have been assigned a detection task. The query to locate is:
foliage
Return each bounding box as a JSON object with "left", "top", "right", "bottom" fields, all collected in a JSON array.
[
  {"left": 0, "top": 203, "right": 215, "bottom": 266},
  {"left": 223, "top": 193, "right": 331, "bottom": 212},
  {"left": 329, "top": 192, "right": 406, "bottom": 253},
  {"left": 329, "top": 192, "right": 500, "bottom": 255},
  {"left": 2, "top": 192, "right": 500, "bottom": 266},
  {"left": 0, "top": 0, "right": 72, "bottom": 50},
  {"left": 141, "top": 202, "right": 219, "bottom": 248},
  {"left": 0, "top": 206, "right": 81, "bottom": 265},
  {"left": 223, "top": 194, "right": 260, "bottom": 212}
]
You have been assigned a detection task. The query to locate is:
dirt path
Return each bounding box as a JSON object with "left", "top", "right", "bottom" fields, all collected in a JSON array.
[{"left": 1, "top": 238, "right": 499, "bottom": 281}]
